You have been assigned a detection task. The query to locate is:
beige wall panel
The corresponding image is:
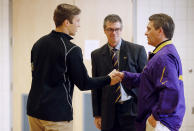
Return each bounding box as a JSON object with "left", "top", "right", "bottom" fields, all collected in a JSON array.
[
  {"left": 74, "top": 0, "right": 133, "bottom": 49},
  {"left": 12, "top": 0, "right": 74, "bottom": 131}
]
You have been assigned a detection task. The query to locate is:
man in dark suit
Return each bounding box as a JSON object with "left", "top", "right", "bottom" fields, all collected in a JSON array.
[{"left": 91, "top": 14, "right": 147, "bottom": 131}]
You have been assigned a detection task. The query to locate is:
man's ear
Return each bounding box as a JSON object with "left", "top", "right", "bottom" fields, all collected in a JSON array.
[
  {"left": 62, "top": 19, "right": 70, "bottom": 26},
  {"left": 158, "top": 27, "right": 164, "bottom": 34},
  {"left": 158, "top": 27, "right": 167, "bottom": 38}
]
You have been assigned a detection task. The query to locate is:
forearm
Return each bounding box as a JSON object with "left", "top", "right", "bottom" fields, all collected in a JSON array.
[
  {"left": 72, "top": 68, "right": 110, "bottom": 90},
  {"left": 68, "top": 47, "right": 111, "bottom": 90},
  {"left": 122, "top": 71, "right": 141, "bottom": 90}
]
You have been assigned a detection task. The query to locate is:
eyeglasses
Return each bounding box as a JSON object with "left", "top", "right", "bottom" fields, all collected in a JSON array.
[{"left": 105, "top": 28, "right": 121, "bottom": 33}]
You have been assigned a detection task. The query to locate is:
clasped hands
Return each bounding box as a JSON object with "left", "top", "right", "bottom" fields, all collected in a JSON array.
[{"left": 108, "top": 69, "right": 124, "bottom": 86}]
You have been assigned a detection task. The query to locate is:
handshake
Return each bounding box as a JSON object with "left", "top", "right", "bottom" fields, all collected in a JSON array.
[{"left": 108, "top": 69, "right": 124, "bottom": 86}]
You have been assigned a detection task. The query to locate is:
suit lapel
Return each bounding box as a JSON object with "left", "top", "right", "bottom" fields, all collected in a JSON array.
[
  {"left": 119, "top": 40, "right": 130, "bottom": 71},
  {"left": 100, "top": 41, "right": 132, "bottom": 72},
  {"left": 101, "top": 44, "right": 114, "bottom": 72}
]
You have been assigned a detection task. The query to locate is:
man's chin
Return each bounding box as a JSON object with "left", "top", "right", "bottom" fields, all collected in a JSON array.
[
  {"left": 70, "top": 33, "right": 75, "bottom": 36},
  {"left": 147, "top": 41, "right": 151, "bottom": 45},
  {"left": 108, "top": 42, "right": 117, "bottom": 47},
  {"left": 111, "top": 39, "right": 119, "bottom": 43},
  {"left": 148, "top": 42, "right": 155, "bottom": 47}
]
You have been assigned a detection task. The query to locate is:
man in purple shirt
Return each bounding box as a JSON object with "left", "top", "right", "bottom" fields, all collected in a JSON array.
[{"left": 121, "top": 13, "right": 185, "bottom": 131}]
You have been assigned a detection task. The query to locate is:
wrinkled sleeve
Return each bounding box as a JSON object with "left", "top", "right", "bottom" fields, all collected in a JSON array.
[
  {"left": 152, "top": 55, "right": 180, "bottom": 120},
  {"left": 121, "top": 71, "right": 141, "bottom": 90}
]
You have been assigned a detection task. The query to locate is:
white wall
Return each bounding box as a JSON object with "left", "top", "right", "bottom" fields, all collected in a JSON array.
[
  {"left": 0, "top": 0, "right": 11, "bottom": 130},
  {"left": 136, "top": 0, "right": 194, "bottom": 130}
]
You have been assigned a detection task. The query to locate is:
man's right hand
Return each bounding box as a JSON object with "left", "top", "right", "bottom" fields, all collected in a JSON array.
[
  {"left": 94, "top": 116, "right": 102, "bottom": 130},
  {"left": 108, "top": 69, "right": 124, "bottom": 86}
]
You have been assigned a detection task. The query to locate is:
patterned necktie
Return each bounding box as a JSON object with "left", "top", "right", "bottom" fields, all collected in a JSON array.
[{"left": 111, "top": 48, "right": 121, "bottom": 103}]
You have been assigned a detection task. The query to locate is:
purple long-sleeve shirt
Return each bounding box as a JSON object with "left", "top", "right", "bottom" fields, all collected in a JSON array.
[{"left": 122, "top": 40, "right": 185, "bottom": 131}]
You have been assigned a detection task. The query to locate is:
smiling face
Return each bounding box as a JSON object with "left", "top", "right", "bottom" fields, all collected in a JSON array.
[
  {"left": 145, "top": 21, "right": 161, "bottom": 47},
  {"left": 104, "top": 21, "right": 122, "bottom": 47}
]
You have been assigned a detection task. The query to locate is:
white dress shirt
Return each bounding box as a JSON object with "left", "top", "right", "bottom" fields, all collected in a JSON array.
[{"left": 108, "top": 39, "right": 131, "bottom": 102}]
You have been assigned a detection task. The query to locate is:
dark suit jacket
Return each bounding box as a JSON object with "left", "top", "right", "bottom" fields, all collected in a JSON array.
[{"left": 91, "top": 40, "right": 147, "bottom": 130}]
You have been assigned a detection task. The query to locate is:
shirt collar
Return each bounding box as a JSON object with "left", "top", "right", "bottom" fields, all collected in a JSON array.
[
  {"left": 148, "top": 40, "right": 172, "bottom": 61},
  {"left": 52, "top": 30, "right": 73, "bottom": 40},
  {"left": 152, "top": 40, "right": 172, "bottom": 54}
]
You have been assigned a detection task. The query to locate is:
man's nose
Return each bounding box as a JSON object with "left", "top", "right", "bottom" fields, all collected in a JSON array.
[{"left": 145, "top": 31, "right": 148, "bottom": 36}]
